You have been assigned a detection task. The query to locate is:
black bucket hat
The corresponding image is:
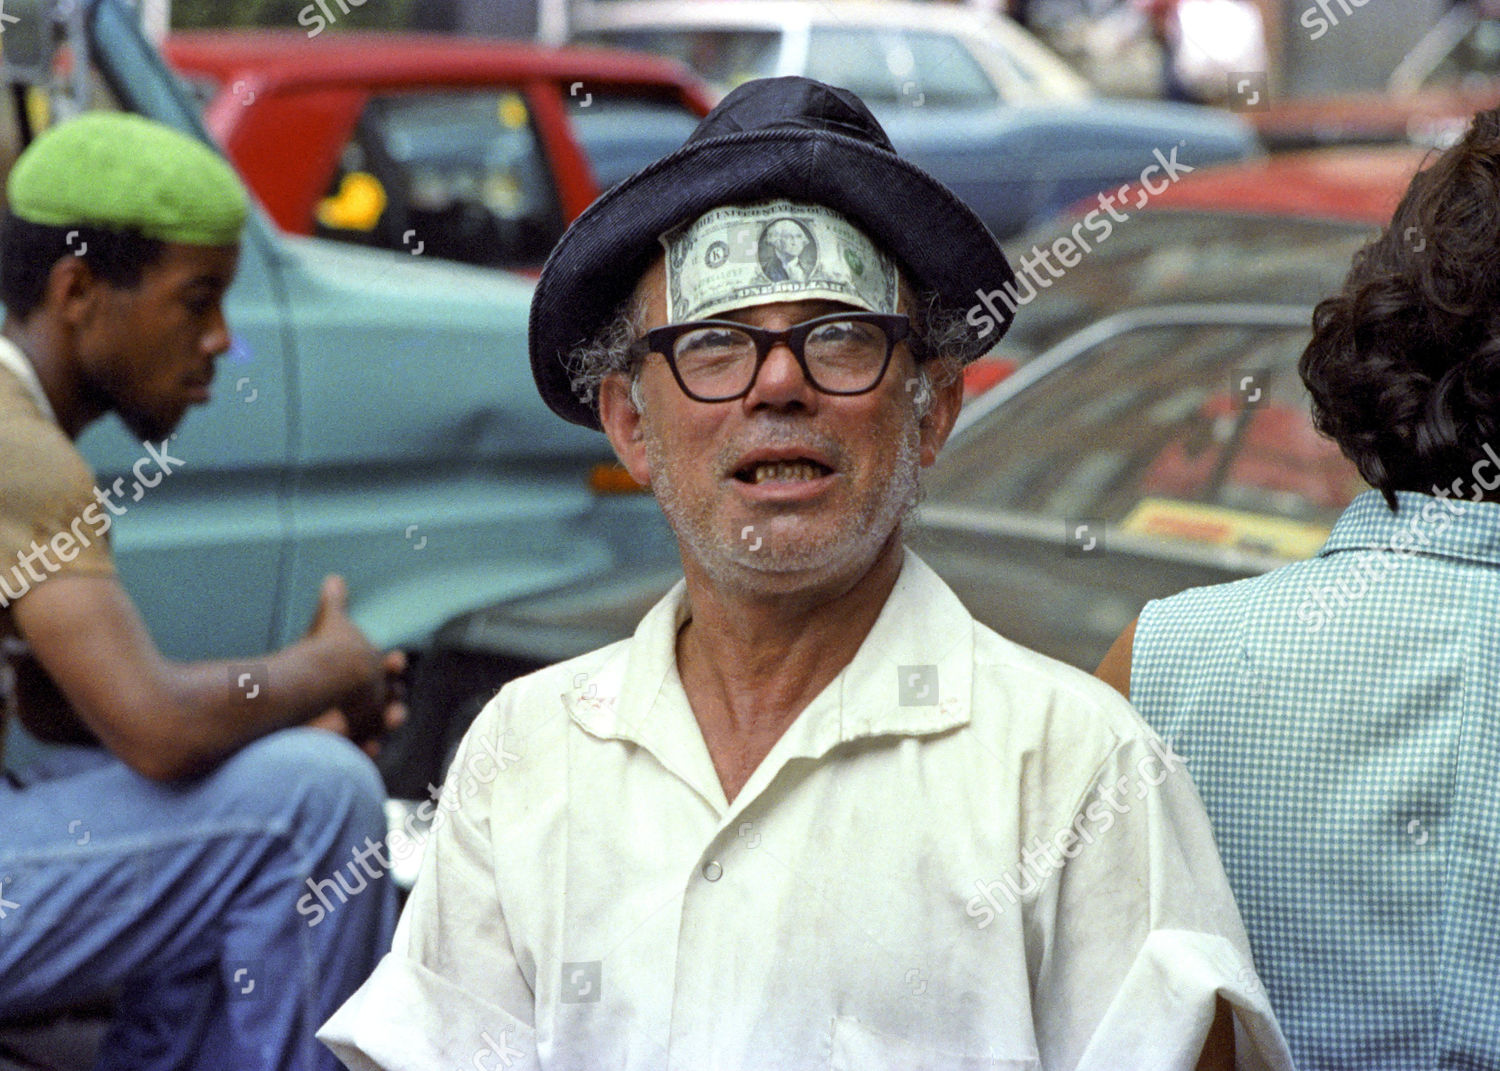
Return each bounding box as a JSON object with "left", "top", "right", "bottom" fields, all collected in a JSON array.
[{"left": 529, "top": 76, "right": 1017, "bottom": 430}]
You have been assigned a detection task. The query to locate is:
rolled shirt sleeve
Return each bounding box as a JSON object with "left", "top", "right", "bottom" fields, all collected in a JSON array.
[{"left": 319, "top": 699, "right": 540, "bottom": 1071}]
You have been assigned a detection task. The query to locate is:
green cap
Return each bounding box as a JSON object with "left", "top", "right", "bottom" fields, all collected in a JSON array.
[{"left": 7, "top": 112, "right": 249, "bottom": 246}]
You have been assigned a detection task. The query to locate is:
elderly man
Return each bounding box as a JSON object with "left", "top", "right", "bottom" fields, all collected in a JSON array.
[{"left": 321, "top": 78, "right": 1291, "bottom": 1071}]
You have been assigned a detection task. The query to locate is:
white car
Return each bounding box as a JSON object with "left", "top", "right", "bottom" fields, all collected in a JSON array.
[
  {"left": 570, "top": 0, "right": 1259, "bottom": 240},
  {"left": 572, "top": 0, "right": 1093, "bottom": 106}
]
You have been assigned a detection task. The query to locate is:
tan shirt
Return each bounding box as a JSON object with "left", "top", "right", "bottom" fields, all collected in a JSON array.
[{"left": 0, "top": 342, "right": 115, "bottom": 765}]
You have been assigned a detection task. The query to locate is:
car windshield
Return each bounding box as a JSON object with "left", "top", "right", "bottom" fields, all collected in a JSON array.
[
  {"left": 585, "top": 28, "right": 781, "bottom": 88},
  {"left": 330, "top": 89, "right": 565, "bottom": 267},
  {"left": 926, "top": 212, "right": 1374, "bottom": 555},
  {"left": 991, "top": 211, "right": 1375, "bottom": 367},
  {"left": 805, "top": 28, "right": 998, "bottom": 107}
]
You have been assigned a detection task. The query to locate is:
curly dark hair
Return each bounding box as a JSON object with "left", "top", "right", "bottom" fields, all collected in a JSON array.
[{"left": 1299, "top": 108, "right": 1500, "bottom": 507}]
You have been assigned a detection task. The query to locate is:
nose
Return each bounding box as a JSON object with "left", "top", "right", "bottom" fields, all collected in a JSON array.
[
  {"left": 202, "top": 303, "right": 232, "bottom": 358},
  {"left": 744, "top": 339, "right": 818, "bottom": 411}
]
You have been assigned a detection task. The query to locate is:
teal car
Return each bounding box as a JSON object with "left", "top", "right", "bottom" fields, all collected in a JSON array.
[{"left": 0, "top": 0, "right": 630, "bottom": 782}]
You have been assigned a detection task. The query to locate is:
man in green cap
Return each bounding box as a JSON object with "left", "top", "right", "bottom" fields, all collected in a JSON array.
[{"left": 0, "top": 112, "right": 401, "bottom": 1070}]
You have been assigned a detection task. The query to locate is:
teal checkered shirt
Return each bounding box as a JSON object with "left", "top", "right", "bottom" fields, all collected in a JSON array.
[{"left": 1133, "top": 489, "right": 1500, "bottom": 1070}]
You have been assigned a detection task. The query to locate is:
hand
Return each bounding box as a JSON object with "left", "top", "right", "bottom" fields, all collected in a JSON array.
[
  {"left": 307, "top": 650, "right": 408, "bottom": 757},
  {"left": 304, "top": 576, "right": 403, "bottom": 749}
]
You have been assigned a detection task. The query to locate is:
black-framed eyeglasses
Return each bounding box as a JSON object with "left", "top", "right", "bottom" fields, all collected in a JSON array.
[{"left": 628, "top": 312, "right": 913, "bottom": 402}]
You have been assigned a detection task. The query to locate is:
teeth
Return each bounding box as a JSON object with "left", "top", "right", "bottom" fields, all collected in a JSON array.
[{"left": 752, "top": 461, "right": 824, "bottom": 483}]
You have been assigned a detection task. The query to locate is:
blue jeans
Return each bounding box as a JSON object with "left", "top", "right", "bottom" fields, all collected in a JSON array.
[{"left": 0, "top": 729, "right": 398, "bottom": 1070}]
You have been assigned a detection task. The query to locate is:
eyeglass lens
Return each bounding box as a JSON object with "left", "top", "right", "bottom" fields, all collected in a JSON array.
[{"left": 672, "top": 319, "right": 891, "bottom": 399}]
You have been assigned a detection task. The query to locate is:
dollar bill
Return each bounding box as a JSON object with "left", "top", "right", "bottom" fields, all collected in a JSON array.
[{"left": 660, "top": 199, "right": 899, "bottom": 323}]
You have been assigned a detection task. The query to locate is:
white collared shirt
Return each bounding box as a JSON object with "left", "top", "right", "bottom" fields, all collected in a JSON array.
[{"left": 321, "top": 551, "right": 1293, "bottom": 1071}]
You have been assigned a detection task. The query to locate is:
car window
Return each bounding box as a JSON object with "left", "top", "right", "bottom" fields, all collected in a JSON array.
[
  {"left": 929, "top": 321, "right": 1367, "bottom": 555},
  {"left": 805, "top": 28, "right": 999, "bottom": 107},
  {"left": 992, "top": 212, "right": 1373, "bottom": 369},
  {"left": 971, "top": 33, "right": 1039, "bottom": 94},
  {"left": 568, "top": 90, "right": 700, "bottom": 192},
  {"left": 584, "top": 29, "right": 782, "bottom": 89},
  {"left": 315, "top": 89, "right": 565, "bottom": 270}
]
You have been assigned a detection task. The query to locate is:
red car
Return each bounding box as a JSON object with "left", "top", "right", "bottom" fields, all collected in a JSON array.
[
  {"left": 1141, "top": 144, "right": 1420, "bottom": 220},
  {"left": 164, "top": 31, "right": 715, "bottom": 269}
]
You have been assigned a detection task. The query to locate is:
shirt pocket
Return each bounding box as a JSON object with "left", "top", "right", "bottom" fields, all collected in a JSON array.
[{"left": 828, "top": 1016, "right": 1039, "bottom": 1071}]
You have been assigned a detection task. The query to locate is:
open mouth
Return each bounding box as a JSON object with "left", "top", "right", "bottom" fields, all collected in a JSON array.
[{"left": 734, "top": 459, "right": 834, "bottom": 484}]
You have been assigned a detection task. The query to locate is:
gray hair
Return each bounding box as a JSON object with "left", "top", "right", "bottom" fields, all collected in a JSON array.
[{"left": 563, "top": 284, "right": 974, "bottom": 418}]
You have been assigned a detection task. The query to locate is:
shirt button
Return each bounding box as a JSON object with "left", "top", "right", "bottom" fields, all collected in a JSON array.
[{"left": 702, "top": 861, "right": 723, "bottom": 882}]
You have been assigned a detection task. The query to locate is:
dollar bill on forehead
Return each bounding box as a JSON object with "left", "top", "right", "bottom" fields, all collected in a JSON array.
[{"left": 660, "top": 199, "right": 899, "bottom": 323}]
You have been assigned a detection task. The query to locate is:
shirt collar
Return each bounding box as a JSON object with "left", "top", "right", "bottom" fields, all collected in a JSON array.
[
  {"left": 565, "top": 548, "right": 975, "bottom": 808},
  {"left": 1319, "top": 488, "right": 1500, "bottom": 568},
  {"left": 0, "top": 335, "right": 57, "bottom": 426}
]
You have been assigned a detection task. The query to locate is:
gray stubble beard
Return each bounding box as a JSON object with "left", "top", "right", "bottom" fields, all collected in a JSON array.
[{"left": 642, "top": 407, "right": 923, "bottom": 593}]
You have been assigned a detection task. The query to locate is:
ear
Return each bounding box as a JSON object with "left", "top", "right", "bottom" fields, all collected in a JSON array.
[
  {"left": 48, "top": 255, "right": 106, "bottom": 331},
  {"left": 917, "top": 366, "right": 965, "bottom": 468},
  {"left": 598, "top": 371, "right": 652, "bottom": 487}
]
